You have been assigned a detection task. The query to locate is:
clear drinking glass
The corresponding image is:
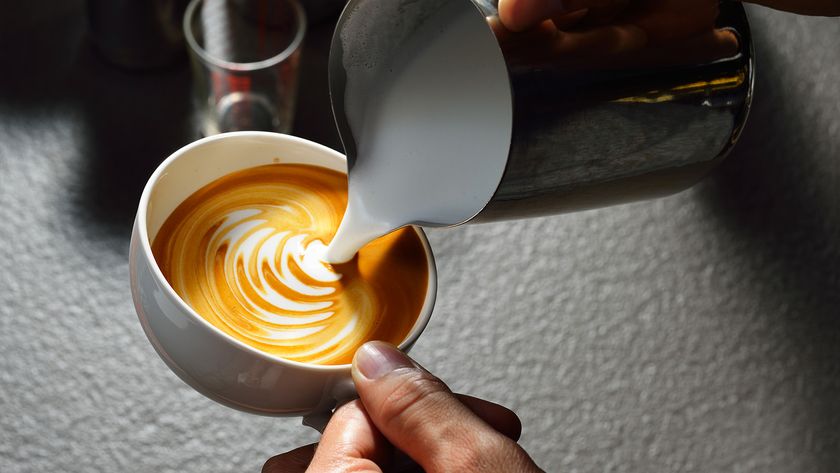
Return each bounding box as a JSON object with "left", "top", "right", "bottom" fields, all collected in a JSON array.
[{"left": 184, "top": 0, "right": 305, "bottom": 135}]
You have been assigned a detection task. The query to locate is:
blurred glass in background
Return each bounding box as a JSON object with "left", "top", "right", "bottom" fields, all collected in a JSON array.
[{"left": 185, "top": 0, "right": 306, "bottom": 135}]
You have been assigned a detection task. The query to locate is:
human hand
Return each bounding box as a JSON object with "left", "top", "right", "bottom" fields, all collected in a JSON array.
[
  {"left": 494, "top": 0, "right": 740, "bottom": 67},
  {"left": 263, "top": 341, "right": 543, "bottom": 472},
  {"left": 494, "top": 0, "right": 837, "bottom": 69},
  {"left": 499, "top": 0, "right": 839, "bottom": 33}
]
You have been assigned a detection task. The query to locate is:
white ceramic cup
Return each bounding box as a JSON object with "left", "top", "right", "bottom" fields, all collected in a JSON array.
[{"left": 129, "top": 132, "right": 437, "bottom": 428}]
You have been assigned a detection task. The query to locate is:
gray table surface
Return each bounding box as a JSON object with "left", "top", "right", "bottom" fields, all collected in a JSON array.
[{"left": 1, "top": 3, "right": 839, "bottom": 472}]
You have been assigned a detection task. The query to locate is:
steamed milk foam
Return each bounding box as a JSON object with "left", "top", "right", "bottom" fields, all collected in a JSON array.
[
  {"left": 323, "top": 0, "right": 512, "bottom": 263},
  {"left": 152, "top": 164, "right": 428, "bottom": 365}
]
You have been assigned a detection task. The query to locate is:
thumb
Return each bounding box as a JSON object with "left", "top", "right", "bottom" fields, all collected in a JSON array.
[
  {"left": 351, "top": 342, "right": 535, "bottom": 472},
  {"left": 499, "top": 0, "right": 622, "bottom": 32}
]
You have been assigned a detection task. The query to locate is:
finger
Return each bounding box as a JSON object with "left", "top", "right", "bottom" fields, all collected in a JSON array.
[
  {"left": 550, "top": 24, "right": 648, "bottom": 57},
  {"left": 565, "top": 0, "right": 629, "bottom": 28},
  {"left": 499, "top": 0, "right": 624, "bottom": 32},
  {"left": 552, "top": 9, "right": 589, "bottom": 30},
  {"left": 499, "top": 0, "right": 566, "bottom": 32},
  {"left": 264, "top": 399, "right": 521, "bottom": 473},
  {"left": 623, "top": 1, "right": 720, "bottom": 45},
  {"left": 636, "top": 28, "right": 740, "bottom": 67},
  {"left": 458, "top": 394, "right": 522, "bottom": 441},
  {"left": 263, "top": 445, "right": 315, "bottom": 473},
  {"left": 487, "top": 14, "right": 555, "bottom": 47},
  {"left": 404, "top": 361, "right": 522, "bottom": 440},
  {"left": 306, "top": 399, "right": 391, "bottom": 473},
  {"left": 380, "top": 396, "right": 522, "bottom": 471},
  {"left": 352, "top": 342, "right": 539, "bottom": 472}
]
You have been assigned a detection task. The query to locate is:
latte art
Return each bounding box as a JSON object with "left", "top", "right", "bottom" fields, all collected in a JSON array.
[{"left": 152, "top": 164, "right": 428, "bottom": 365}]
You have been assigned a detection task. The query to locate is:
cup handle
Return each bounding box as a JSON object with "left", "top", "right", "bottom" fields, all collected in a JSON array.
[
  {"left": 301, "top": 377, "right": 359, "bottom": 433},
  {"left": 301, "top": 411, "right": 331, "bottom": 433}
]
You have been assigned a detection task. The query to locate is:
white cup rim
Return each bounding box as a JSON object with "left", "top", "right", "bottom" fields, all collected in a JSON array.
[{"left": 136, "top": 131, "right": 437, "bottom": 373}]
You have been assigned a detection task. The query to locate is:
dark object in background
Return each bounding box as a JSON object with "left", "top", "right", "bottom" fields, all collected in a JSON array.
[
  {"left": 87, "top": 0, "right": 190, "bottom": 69},
  {"left": 301, "top": 0, "right": 346, "bottom": 25}
]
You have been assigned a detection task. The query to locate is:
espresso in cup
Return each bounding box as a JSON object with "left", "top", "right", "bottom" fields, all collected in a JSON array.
[{"left": 151, "top": 163, "right": 428, "bottom": 365}]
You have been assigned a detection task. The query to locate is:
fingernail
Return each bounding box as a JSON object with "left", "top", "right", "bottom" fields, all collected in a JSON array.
[{"left": 353, "top": 341, "right": 413, "bottom": 380}]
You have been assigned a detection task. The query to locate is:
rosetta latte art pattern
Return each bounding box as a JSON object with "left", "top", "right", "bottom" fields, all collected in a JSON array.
[{"left": 152, "top": 164, "right": 428, "bottom": 365}]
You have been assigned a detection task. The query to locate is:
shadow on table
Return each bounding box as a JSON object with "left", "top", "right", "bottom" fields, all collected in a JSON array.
[
  {"left": 66, "top": 39, "right": 196, "bottom": 242},
  {"left": 698, "top": 19, "right": 840, "bottom": 465},
  {"left": 0, "top": 4, "right": 341, "bottom": 250},
  {"left": 62, "top": 18, "right": 341, "bottom": 247},
  {"left": 0, "top": 4, "right": 195, "bottom": 245}
]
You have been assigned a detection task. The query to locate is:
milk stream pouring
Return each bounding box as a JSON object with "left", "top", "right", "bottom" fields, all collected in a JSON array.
[{"left": 324, "top": 0, "right": 754, "bottom": 263}]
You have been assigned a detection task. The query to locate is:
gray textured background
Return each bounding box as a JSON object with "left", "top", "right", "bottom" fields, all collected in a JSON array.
[{"left": 1, "top": 3, "right": 840, "bottom": 472}]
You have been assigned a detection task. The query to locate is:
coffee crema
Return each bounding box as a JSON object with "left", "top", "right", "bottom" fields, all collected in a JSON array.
[{"left": 152, "top": 164, "right": 428, "bottom": 365}]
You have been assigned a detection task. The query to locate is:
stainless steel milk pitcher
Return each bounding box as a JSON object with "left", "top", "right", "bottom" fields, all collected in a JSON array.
[{"left": 329, "top": 0, "right": 754, "bottom": 224}]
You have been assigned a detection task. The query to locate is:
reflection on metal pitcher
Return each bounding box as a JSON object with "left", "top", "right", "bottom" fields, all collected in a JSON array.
[{"left": 329, "top": 0, "right": 753, "bottom": 225}]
